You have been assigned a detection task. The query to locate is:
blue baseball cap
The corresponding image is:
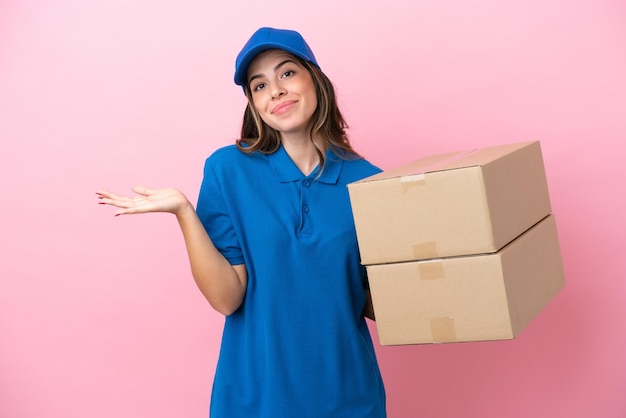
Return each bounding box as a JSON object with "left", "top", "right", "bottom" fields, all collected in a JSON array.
[{"left": 234, "top": 27, "right": 320, "bottom": 88}]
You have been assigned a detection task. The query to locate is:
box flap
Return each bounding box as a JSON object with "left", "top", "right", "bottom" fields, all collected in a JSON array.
[{"left": 353, "top": 141, "right": 538, "bottom": 184}]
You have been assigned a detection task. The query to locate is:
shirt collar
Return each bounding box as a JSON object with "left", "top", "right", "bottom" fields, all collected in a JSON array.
[{"left": 268, "top": 144, "right": 343, "bottom": 184}]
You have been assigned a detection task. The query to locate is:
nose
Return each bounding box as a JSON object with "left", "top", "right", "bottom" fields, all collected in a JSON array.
[{"left": 271, "top": 83, "right": 286, "bottom": 99}]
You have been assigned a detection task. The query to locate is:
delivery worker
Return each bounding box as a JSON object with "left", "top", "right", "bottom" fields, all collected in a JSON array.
[{"left": 97, "top": 27, "right": 386, "bottom": 417}]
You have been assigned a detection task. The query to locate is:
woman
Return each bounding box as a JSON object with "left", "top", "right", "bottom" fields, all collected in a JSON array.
[{"left": 97, "top": 27, "right": 386, "bottom": 417}]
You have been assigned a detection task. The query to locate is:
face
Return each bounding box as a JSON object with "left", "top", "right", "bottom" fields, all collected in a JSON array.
[{"left": 246, "top": 49, "right": 318, "bottom": 139}]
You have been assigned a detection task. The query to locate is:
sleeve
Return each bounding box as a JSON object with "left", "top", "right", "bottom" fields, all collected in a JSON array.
[{"left": 195, "top": 157, "right": 245, "bottom": 265}]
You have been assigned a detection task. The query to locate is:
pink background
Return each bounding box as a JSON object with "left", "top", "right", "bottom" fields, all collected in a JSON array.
[{"left": 1, "top": 0, "right": 625, "bottom": 417}]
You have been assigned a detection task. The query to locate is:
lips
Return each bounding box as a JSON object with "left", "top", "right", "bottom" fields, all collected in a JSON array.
[{"left": 271, "top": 100, "right": 297, "bottom": 115}]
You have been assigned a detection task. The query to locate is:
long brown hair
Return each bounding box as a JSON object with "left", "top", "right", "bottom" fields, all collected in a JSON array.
[{"left": 236, "top": 54, "right": 361, "bottom": 169}]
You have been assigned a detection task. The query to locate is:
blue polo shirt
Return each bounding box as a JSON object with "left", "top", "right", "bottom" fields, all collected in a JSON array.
[{"left": 196, "top": 144, "right": 386, "bottom": 418}]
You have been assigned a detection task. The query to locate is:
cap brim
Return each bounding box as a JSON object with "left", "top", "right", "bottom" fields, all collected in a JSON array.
[{"left": 234, "top": 43, "right": 316, "bottom": 87}]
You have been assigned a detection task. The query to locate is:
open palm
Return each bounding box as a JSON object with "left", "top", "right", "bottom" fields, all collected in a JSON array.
[{"left": 96, "top": 186, "right": 190, "bottom": 216}]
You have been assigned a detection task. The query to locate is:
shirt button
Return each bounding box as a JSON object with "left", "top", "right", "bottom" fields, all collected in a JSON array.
[
  {"left": 302, "top": 205, "right": 310, "bottom": 213},
  {"left": 302, "top": 179, "right": 311, "bottom": 187}
]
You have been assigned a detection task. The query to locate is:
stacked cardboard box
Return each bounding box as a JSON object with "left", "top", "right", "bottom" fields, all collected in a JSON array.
[{"left": 348, "top": 141, "right": 565, "bottom": 345}]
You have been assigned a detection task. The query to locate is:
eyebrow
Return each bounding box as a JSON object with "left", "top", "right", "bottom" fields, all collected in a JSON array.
[{"left": 248, "top": 59, "right": 297, "bottom": 84}]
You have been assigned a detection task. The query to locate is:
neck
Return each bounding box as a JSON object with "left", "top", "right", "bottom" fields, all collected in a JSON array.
[{"left": 280, "top": 133, "right": 324, "bottom": 176}]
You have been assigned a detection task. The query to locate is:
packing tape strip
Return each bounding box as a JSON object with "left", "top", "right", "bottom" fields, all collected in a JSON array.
[
  {"left": 413, "top": 242, "right": 439, "bottom": 259},
  {"left": 400, "top": 173, "right": 426, "bottom": 192},
  {"left": 430, "top": 317, "right": 457, "bottom": 343},
  {"left": 398, "top": 148, "right": 480, "bottom": 194},
  {"left": 418, "top": 260, "right": 445, "bottom": 280}
]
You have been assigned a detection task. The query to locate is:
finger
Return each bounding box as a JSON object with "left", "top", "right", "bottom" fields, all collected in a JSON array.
[
  {"left": 114, "top": 201, "right": 158, "bottom": 215},
  {"left": 96, "top": 190, "right": 132, "bottom": 201},
  {"left": 96, "top": 190, "right": 116, "bottom": 199},
  {"left": 113, "top": 209, "right": 138, "bottom": 217},
  {"left": 114, "top": 208, "right": 137, "bottom": 216},
  {"left": 131, "top": 185, "right": 158, "bottom": 197},
  {"left": 97, "top": 195, "right": 139, "bottom": 209},
  {"left": 97, "top": 197, "right": 133, "bottom": 208},
  {"left": 97, "top": 197, "right": 126, "bottom": 213}
]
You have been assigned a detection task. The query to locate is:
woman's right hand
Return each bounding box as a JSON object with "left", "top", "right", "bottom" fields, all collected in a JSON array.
[
  {"left": 96, "top": 186, "right": 191, "bottom": 217},
  {"left": 97, "top": 185, "right": 247, "bottom": 314}
]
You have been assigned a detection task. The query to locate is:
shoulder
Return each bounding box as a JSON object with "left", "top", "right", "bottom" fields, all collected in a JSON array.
[
  {"left": 206, "top": 144, "right": 245, "bottom": 164},
  {"left": 337, "top": 152, "right": 382, "bottom": 182},
  {"left": 346, "top": 156, "right": 381, "bottom": 173},
  {"left": 204, "top": 144, "right": 265, "bottom": 172}
]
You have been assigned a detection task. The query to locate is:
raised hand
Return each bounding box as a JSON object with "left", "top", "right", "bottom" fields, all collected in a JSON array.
[{"left": 96, "top": 186, "right": 191, "bottom": 216}]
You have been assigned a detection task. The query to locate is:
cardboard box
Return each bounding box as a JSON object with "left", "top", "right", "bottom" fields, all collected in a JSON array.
[
  {"left": 367, "top": 215, "right": 565, "bottom": 345},
  {"left": 348, "top": 141, "right": 552, "bottom": 265}
]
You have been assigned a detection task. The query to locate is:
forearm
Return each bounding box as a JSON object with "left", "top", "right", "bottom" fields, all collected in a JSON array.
[{"left": 175, "top": 203, "right": 247, "bottom": 315}]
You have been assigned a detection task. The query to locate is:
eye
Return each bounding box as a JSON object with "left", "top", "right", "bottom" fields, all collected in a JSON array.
[
  {"left": 281, "top": 70, "right": 295, "bottom": 78},
  {"left": 252, "top": 82, "right": 266, "bottom": 92}
]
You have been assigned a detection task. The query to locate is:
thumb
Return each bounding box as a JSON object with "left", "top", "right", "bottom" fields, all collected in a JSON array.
[{"left": 131, "top": 185, "right": 158, "bottom": 196}]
